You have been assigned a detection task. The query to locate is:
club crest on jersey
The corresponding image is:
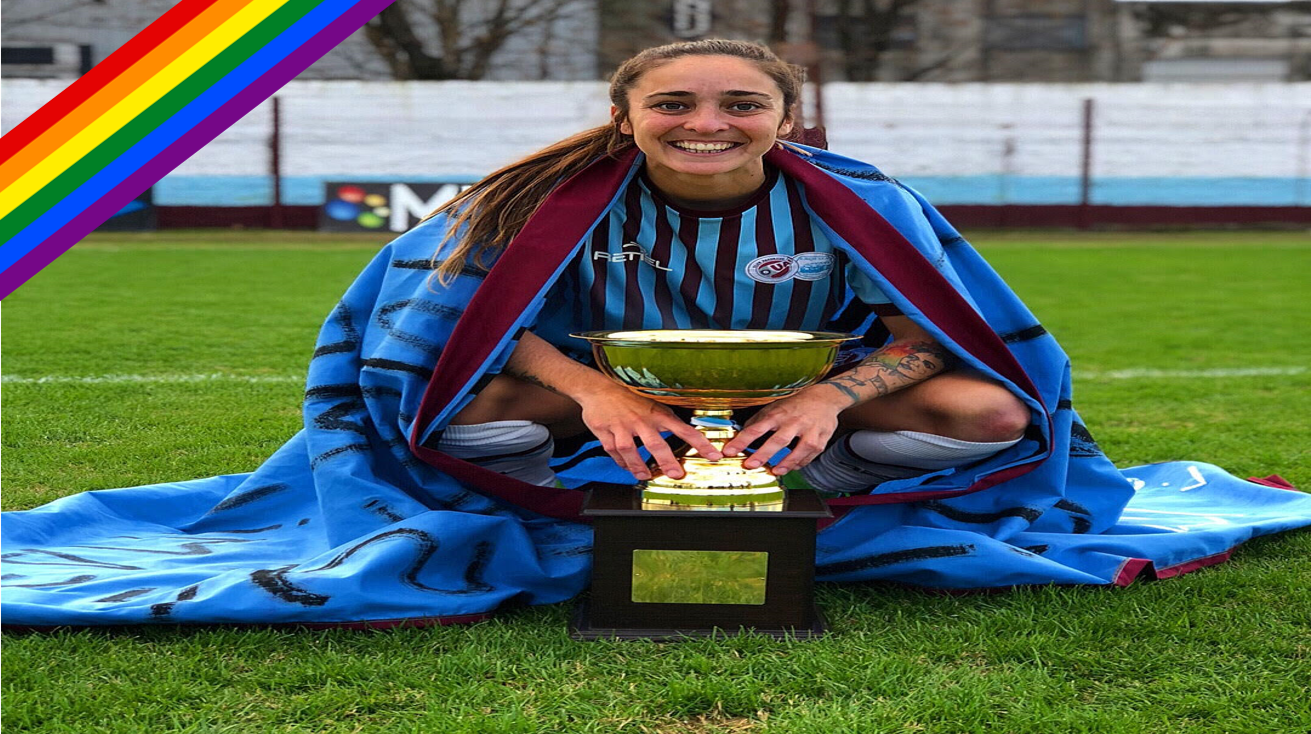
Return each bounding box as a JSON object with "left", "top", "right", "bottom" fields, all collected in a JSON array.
[{"left": 746, "top": 253, "right": 835, "bottom": 284}]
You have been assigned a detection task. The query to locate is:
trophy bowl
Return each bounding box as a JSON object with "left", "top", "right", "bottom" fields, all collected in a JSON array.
[{"left": 572, "top": 330, "right": 859, "bottom": 508}]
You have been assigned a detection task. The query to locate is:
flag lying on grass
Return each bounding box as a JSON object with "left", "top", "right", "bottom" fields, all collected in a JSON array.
[{"left": 4, "top": 147, "right": 1310, "bottom": 628}]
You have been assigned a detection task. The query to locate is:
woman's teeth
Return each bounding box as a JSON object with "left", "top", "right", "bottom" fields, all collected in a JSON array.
[{"left": 671, "top": 141, "right": 738, "bottom": 153}]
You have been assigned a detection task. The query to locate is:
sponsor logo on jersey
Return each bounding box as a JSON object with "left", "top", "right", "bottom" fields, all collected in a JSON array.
[
  {"left": 593, "top": 243, "right": 672, "bottom": 271},
  {"left": 745, "top": 253, "right": 833, "bottom": 284},
  {"left": 793, "top": 252, "right": 836, "bottom": 281}
]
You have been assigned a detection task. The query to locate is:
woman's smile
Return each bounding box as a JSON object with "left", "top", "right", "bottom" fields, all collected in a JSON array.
[{"left": 666, "top": 140, "right": 745, "bottom": 154}]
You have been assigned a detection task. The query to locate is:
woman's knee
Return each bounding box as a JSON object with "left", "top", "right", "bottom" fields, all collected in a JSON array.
[{"left": 945, "top": 387, "right": 1030, "bottom": 443}]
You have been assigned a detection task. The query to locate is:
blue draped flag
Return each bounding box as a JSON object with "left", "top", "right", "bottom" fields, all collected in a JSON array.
[{"left": 4, "top": 146, "right": 1309, "bottom": 628}]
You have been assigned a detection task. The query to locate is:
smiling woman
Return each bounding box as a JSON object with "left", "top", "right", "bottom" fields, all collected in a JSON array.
[{"left": 430, "top": 40, "right": 1026, "bottom": 489}]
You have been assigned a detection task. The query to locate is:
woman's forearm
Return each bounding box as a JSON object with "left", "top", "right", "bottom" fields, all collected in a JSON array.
[
  {"left": 502, "top": 331, "right": 619, "bottom": 403},
  {"left": 816, "top": 338, "right": 956, "bottom": 409}
]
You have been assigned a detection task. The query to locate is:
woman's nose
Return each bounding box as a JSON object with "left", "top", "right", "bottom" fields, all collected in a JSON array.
[{"left": 682, "top": 107, "right": 729, "bottom": 133}]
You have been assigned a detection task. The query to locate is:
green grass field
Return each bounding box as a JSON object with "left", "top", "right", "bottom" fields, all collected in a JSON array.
[{"left": 3, "top": 230, "right": 1309, "bottom": 733}]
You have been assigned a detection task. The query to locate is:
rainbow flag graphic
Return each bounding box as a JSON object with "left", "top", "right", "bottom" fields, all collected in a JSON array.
[{"left": 0, "top": 0, "right": 396, "bottom": 299}]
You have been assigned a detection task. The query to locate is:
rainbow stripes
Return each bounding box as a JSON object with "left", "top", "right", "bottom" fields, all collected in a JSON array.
[{"left": 0, "top": 0, "right": 395, "bottom": 298}]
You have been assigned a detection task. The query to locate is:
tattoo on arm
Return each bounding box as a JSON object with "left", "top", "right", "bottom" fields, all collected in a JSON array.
[
  {"left": 820, "top": 340, "right": 955, "bottom": 407},
  {"left": 504, "top": 364, "right": 564, "bottom": 395}
]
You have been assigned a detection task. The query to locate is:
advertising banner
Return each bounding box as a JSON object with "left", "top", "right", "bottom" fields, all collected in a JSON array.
[{"left": 319, "top": 182, "right": 471, "bottom": 233}]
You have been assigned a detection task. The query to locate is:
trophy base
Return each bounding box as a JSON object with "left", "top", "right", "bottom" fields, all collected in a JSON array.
[{"left": 576, "top": 484, "right": 832, "bottom": 642}]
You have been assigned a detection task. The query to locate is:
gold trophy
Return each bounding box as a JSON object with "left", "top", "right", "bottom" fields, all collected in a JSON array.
[{"left": 572, "top": 330, "right": 859, "bottom": 509}]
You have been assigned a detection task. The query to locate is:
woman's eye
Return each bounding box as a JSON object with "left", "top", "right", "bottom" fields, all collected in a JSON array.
[
  {"left": 654, "top": 102, "right": 687, "bottom": 111},
  {"left": 729, "top": 102, "right": 763, "bottom": 112}
]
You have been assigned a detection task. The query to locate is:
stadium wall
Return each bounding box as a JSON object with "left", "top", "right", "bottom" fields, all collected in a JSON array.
[{"left": 5, "top": 80, "right": 1310, "bottom": 229}]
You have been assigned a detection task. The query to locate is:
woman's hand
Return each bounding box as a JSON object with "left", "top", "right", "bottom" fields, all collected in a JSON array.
[
  {"left": 719, "top": 385, "right": 850, "bottom": 476},
  {"left": 575, "top": 385, "right": 722, "bottom": 481},
  {"left": 502, "top": 331, "right": 721, "bottom": 480}
]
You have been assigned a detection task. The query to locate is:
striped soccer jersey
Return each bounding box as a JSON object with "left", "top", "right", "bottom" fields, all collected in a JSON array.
[{"left": 535, "top": 166, "right": 892, "bottom": 352}]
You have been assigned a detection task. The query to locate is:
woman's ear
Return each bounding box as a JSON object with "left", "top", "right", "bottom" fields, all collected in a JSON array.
[
  {"left": 778, "top": 116, "right": 795, "bottom": 138},
  {"left": 611, "top": 105, "right": 632, "bottom": 136}
]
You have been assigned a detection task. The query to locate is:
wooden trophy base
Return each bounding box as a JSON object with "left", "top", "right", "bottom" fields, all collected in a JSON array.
[{"left": 570, "top": 483, "right": 832, "bottom": 642}]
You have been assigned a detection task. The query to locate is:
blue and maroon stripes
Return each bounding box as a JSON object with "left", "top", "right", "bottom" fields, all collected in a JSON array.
[{"left": 575, "top": 168, "right": 849, "bottom": 334}]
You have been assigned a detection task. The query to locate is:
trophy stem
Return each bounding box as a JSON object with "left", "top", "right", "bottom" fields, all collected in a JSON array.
[{"left": 641, "top": 408, "right": 786, "bottom": 509}]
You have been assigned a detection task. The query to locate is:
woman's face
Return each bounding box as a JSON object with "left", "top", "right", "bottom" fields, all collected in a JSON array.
[{"left": 616, "top": 55, "right": 793, "bottom": 189}]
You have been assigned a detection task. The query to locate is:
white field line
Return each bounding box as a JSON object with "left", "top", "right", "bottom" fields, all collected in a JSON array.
[
  {"left": 1, "top": 373, "right": 303, "bottom": 385},
  {"left": 1, "top": 366, "right": 1304, "bottom": 386},
  {"left": 1078, "top": 366, "right": 1306, "bottom": 379}
]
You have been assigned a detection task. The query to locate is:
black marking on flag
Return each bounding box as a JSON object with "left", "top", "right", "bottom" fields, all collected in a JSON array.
[
  {"left": 999, "top": 325, "right": 1048, "bottom": 344},
  {"left": 442, "top": 489, "right": 476, "bottom": 509},
  {"left": 550, "top": 444, "right": 610, "bottom": 473},
  {"left": 305, "top": 384, "right": 363, "bottom": 401},
  {"left": 310, "top": 443, "right": 373, "bottom": 469},
  {"left": 150, "top": 584, "right": 201, "bottom": 618},
  {"left": 251, "top": 565, "right": 329, "bottom": 607},
  {"left": 95, "top": 588, "right": 155, "bottom": 603},
  {"left": 298, "top": 518, "right": 311, "bottom": 526},
  {"left": 463, "top": 541, "right": 495, "bottom": 593},
  {"left": 211, "top": 525, "right": 283, "bottom": 534},
  {"left": 546, "top": 545, "right": 592, "bottom": 558},
  {"left": 393, "top": 258, "right": 486, "bottom": 279},
  {"left": 362, "top": 385, "right": 403, "bottom": 399},
  {"left": 312, "top": 400, "right": 370, "bottom": 435},
  {"left": 920, "top": 501, "right": 1043, "bottom": 524},
  {"left": 1054, "top": 499, "right": 1092, "bottom": 515},
  {"left": 74, "top": 538, "right": 251, "bottom": 556},
  {"left": 312, "top": 342, "right": 355, "bottom": 358},
  {"left": 312, "top": 302, "right": 362, "bottom": 359},
  {"left": 0, "top": 574, "right": 24, "bottom": 580},
  {"left": 1056, "top": 399, "right": 1073, "bottom": 411},
  {"left": 208, "top": 483, "right": 290, "bottom": 513},
  {"left": 361, "top": 358, "right": 433, "bottom": 381},
  {"left": 363, "top": 499, "right": 405, "bottom": 523},
  {"left": 1071, "top": 516, "right": 1092, "bottom": 534},
  {"left": 808, "top": 160, "right": 901, "bottom": 186},
  {"left": 940, "top": 235, "right": 966, "bottom": 247},
  {"left": 3, "top": 549, "right": 142, "bottom": 571},
  {"left": 817, "top": 544, "right": 974, "bottom": 575},
  {"left": 1069, "top": 422, "right": 1102, "bottom": 457},
  {"left": 6, "top": 574, "right": 97, "bottom": 588},
  {"left": 392, "top": 258, "right": 438, "bottom": 270},
  {"left": 377, "top": 299, "right": 463, "bottom": 353},
  {"left": 1021, "top": 544, "right": 1050, "bottom": 556},
  {"left": 308, "top": 528, "right": 492, "bottom": 594}
]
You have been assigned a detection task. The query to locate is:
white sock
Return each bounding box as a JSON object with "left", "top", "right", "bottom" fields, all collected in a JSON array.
[
  {"left": 437, "top": 420, "right": 557, "bottom": 487},
  {"left": 799, "top": 430, "right": 1020, "bottom": 494}
]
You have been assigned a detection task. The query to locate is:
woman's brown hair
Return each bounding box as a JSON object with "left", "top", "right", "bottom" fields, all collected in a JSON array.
[{"left": 429, "top": 39, "right": 806, "bottom": 285}]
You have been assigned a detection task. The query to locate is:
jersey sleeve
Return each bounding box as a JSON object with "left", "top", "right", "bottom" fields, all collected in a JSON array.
[{"left": 845, "top": 257, "right": 893, "bottom": 305}]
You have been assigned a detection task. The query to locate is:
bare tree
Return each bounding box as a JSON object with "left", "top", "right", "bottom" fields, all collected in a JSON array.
[
  {"left": 832, "top": 0, "right": 919, "bottom": 81},
  {"left": 3, "top": 0, "right": 107, "bottom": 28},
  {"left": 362, "top": 0, "right": 584, "bottom": 80}
]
